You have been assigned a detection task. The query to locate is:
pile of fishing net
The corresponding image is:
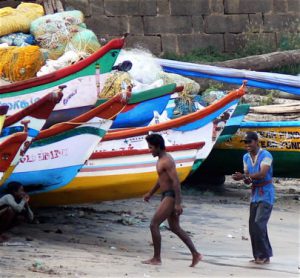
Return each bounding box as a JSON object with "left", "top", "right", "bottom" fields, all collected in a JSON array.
[
  {"left": 0, "top": 32, "right": 36, "bottom": 47},
  {"left": 37, "top": 50, "right": 89, "bottom": 77},
  {"left": 0, "top": 3, "right": 44, "bottom": 37},
  {"left": 0, "top": 45, "right": 44, "bottom": 82},
  {"left": 30, "top": 10, "right": 101, "bottom": 60}
]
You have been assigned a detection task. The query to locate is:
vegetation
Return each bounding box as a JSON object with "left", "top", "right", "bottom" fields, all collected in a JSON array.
[{"left": 162, "top": 34, "right": 300, "bottom": 75}]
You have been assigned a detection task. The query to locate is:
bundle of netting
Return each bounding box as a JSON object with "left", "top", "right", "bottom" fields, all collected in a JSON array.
[
  {"left": 0, "top": 45, "right": 44, "bottom": 82},
  {"left": 100, "top": 72, "right": 133, "bottom": 99},
  {"left": 30, "top": 10, "right": 86, "bottom": 59},
  {"left": 0, "top": 3, "right": 44, "bottom": 37},
  {"left": 65, "top": 27, "right": 101, "bottom": 55}
]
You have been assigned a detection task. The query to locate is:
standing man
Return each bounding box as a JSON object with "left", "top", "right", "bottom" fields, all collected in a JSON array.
[
  {"left": 142, "top": 133, "right": 202, "bottom": 267},
  {"left": 232, "top": 131, "right": 275, "bottom": 264}
]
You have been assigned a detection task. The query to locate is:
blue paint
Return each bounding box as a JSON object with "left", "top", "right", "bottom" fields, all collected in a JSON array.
[
  {"left": 240, "top": 121, "right": 300, "bottom": 128},
  {"left": 3, "top": 164, "right": 83, "bottom": 195},
  {"left": 174, "top": 99, "right": 239, "bottom": 131},
  {"left": 111, "top": 94, "right": 171, "bottom": 128},
  {"left": 163, "top": 67, "right": 300, "bottom": 96}
]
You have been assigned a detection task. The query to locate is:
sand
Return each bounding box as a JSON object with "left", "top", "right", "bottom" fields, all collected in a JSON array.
[{"left": 0, "top": 178, "right": 299, "bottom": 278}]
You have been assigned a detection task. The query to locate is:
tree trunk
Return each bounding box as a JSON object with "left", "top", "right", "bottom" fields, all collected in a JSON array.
[{"left": 211, "top": 50, "right": 300, "bottom": 71}]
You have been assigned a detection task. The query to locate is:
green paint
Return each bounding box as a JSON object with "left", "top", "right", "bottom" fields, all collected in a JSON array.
[
  {"left": 232, "top": 104, "right": 250, "bottom": 117},
  {"left": 198, "top": 148, "right": 300, "bottom": 178},
  {"left": 1, "top": 49, "right": 121, "bottom": 98},
  {"left": 95, "top": 83, "right": 177, "bottom": 106},
  {"left": 32, "top": 126, "right": 106, "bottom": 147},
  {"left": 128, "top": 83, "right": 176, "bottom": 104},
  {"left": 190, "top": 159, "right": 204, "bottom": 174}
]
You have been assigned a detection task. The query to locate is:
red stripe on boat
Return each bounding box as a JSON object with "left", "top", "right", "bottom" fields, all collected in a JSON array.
[
  {"left": 0, "top": 38, "right": 125, "bottom": 94},
  {"left": 90, "top": 142, "right": 205, "bottom": 159}
]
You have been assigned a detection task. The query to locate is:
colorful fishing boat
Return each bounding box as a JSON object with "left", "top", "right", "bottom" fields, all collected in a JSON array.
[
  {"left": 198, "top": 121, "right": 300, "bottom": 179},
  {"left": 0, "top": 89, "right": 63, "bottom": 184},
  {"left": 0, "top": 131, "right": 28, "bottom": 182},
  {"left": 157, "top": 58, "right": 300, "bottom": 181},
  {"left": 29, "top": 83, "right": 245, "bottom": 206},
  {"left": 0, "top": 105, "right": 9, "bottom": 133},
  {"left": 2, "top": 92, "right": 130, "bottom": 194},
  {"left": 0, "top": 37, "right": 125, "bottom": 127}
]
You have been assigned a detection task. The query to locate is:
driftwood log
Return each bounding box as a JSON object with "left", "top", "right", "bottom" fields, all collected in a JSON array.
[
  {"left": 250, "top": 102, "right": 300, "bottom": 114},
  {"left": 211, "top": 50, "right": 300, "bottom": 71}
]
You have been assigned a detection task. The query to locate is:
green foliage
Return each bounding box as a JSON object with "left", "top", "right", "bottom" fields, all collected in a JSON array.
[{"left": 162, "top": 34, "right": 300, "bottom": 75}]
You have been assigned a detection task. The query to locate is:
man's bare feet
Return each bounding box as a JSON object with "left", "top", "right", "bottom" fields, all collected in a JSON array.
[
  {"left": 190, "top": 252, "right": 203, "bottom": 267},
  {"left": 141, "top": 258, "right": 162, "bottom": 265}
]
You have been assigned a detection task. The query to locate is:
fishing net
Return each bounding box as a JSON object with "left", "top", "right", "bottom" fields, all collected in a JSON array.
[
  {"left": 0, "top": 46, "right": 44, "bottom": 82},
  {"left": 30, "top": 10, "right": 85, "bottom": 59},
  {"left": 100, "top": 72, "right": 133, "bottom": 99},
  {"left": 201, "top": 90, "right": 226, "bottom": 105},
  {"left": 0, "top": 3, "right": 44, "bottom": 37},
  {"left": 0, "top": 32, "right": 36, "bottom": 47},
  {"left": 159, "top": 72, "right": 203, "bottom": 117},
  {"left": 65, "top": 28, "right": 101, "bottom": 55}
]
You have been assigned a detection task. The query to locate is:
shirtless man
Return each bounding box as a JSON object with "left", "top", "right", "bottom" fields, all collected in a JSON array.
[{"left": 142, "top": 133, "right": 202, "bottom": 267}]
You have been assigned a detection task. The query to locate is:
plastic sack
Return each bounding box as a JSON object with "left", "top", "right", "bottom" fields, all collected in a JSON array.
[{"left": 0, "top": 3, "right": 44, "bottom": 37}]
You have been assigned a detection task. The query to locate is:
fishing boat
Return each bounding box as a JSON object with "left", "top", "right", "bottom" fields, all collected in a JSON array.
[
  {"left": 0, "top": 37, "right": 125, "bottom": 127},
  {"left": 0, "top": 89, "right": 63, "bottom": 184},
  {"left": 198, "top": 120, "right": 300, "bottom": 179},
  {"left": 2, "top": 92, "right": 130, "bottom": 194},
  {"left": 156, "top": 58, "right": 300, "bottom": 181},
  {"left": 29, "top": 83, "right": 245, "bottom": 206},
  {"left": 0, "top": 105, "right": 9, "bottom": 133}
]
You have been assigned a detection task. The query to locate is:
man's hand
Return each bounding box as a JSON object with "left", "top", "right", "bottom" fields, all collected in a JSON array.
[
  {"left": 23, "top": 195, "right": 30, "bottom": 203},
  {"left": 174, "top": 204, "right": 183, "bottom": 216},
  {"left": 143, "top": 193, "right": 151, "bottom": 202},
  {"left": 232, "top": 172, "right": 243, "bottom": 181}
]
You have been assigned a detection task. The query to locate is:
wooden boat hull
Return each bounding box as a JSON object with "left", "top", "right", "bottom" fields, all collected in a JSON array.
[
  {"left": 0, "top": 91, "right": 63, "bottom": 184},
  {"left": 0, "top": 132, "right": 27, "bottom": 181},
  {"left": 0, "top": 105, "right": 9, "bottom": 133},
  {"left": 0, "top": 38, "right": 124, "bottom": 127},
  {"left": 30, "top": 84, "right": 245, "bottom": 206},
  {"left": 1, "top": 92, "right": 129, "bottom": 194},
  {"left": 197, "top": 123, "right": 300, "bottom": 178},
  {"left": 4, "top": 122, "right": 111, "bottom": 193},
  {"left": 30, "top": 147, "right": 198, "bottom": 206}
]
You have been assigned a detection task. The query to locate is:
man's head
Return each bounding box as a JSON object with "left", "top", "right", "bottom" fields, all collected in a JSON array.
[
  {"left": 242, "top": 131, "right": 259, "bottom": 153},
  {"left": 145, "top": 133, "right": 165, "bottom": 157},
  {"left": 6, "top": 181, "right": 24, "bottom": 199}
]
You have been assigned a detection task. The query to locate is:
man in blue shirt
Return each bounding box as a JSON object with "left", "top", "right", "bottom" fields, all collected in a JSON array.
[{"left": 232, "top": 131, "right": 275, "bottom": 264}]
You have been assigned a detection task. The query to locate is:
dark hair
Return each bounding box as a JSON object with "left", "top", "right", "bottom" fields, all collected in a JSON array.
[
  {"left": 6, "top": 181, "right": 23, "bottom": 194},
  {"left": 145, "top": 133, "right": 166, "bottom": 150},
  {"left": 243, "top": 131, "right": 259, "bottom": 142}
]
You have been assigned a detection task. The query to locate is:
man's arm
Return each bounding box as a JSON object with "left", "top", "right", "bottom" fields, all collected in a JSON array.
[
  {"left": 143, "top": 182, "right": 160, "bottom": 202},
  {"left": 1, "top": 194, "right": 27, "bottom": 213},
  {"left": 248, "top": 164, "right": 271, "bottom": 182}
]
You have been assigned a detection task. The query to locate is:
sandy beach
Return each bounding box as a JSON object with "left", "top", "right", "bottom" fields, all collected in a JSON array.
[{"left": 0, "top": 178, "right": 299, "bottom": 278}]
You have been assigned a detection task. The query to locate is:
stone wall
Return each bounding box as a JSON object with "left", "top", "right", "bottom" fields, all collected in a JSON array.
[{"left": 1, "top": 0, "right": 300, "bottom": 55}]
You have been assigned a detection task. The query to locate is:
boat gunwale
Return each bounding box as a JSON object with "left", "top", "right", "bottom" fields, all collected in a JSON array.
[
  {"left": 0, "top": 38, "right": 125, "bottom": 94},
  {"left": 91, "top": 141, "right": 205, "bottom": 159},
  {"left": 4, "top": 91, "right": 63, "bottom": 127},
  {"left": 104, "top": 83, "right": 246, "bottom": 141}
]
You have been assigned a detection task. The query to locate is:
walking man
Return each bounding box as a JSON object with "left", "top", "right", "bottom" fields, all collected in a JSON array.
[
  {"left": 232, "top": 131, "right": 275, "bottom": 264},
  {"left": 142, "top": 133, "right": 202, "bottom": 267}
]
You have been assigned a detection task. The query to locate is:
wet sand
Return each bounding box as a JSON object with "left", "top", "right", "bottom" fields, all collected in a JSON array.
[{"left": 0, "top": 178, "right": 299, "bottom": 278}]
